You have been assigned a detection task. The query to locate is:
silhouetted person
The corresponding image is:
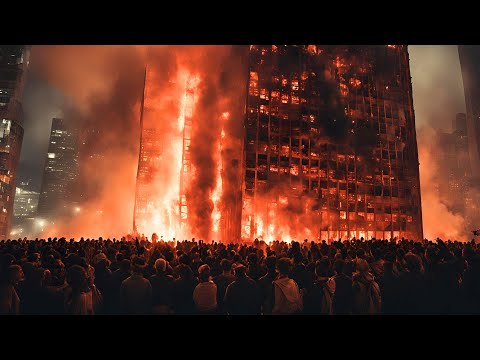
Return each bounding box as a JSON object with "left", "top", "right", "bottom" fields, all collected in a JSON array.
[
  {"left": 397, "top": 254, "right": 426, "bottom": 315},
  {"left": 64, "top": 265, "right": 101, "bottom": 315},
  {"left": 257, "top": 256, "right": 277, "bottom": 314},
  {"left": 272, "top": 258, "right": 302, "bottom": 315},
  {"left": 352, "top": 259, "right": 381, "bottom": 315},
  {"left": 193, "top": 264, "right": 217, "bottom": 314},
  {"left": 246, "top": 253, "right": 266, "bottom": 281},
  {"left": 18, "top": 267, "right": 50, "bottom": 314},
  {"left": 213, "top": 259, "right": 235, "bottom": 314},
  {"left": 224, "top": 264, "right": 261, "bottom": 315},
  {"left": 290, "top": 252, "right": 311, "bottom": 291},
  {"left": 377, "top": 260, "right": 400, "bottom": 314},
  {"left": 172, "top": 264, "right": 198, "bottom": 315},
  {"left": 303, "top": 257, "right": 335, "bottom": 315},
  {"left": 150, "top": 258, "right": 174, "bottom": 315},
  {"left": 332, "top": 259, "right": 353, "bottom": 315},
  {"left": 120, "top": 257, "right": 152, "bottom": 315},
  {"left": 0, "top": 265, "right": 23, "bottom": 315}
]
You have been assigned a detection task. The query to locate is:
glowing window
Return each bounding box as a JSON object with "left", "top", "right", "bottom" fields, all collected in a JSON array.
[
  {"left": 281, "top": 94, "right": 289, "bottom": 104},
  {"left": 340, "top": 211, "right": 346, "bottom": 220},
  {"left": 260, "top": 89, "right": 269, "bottom": 100},
  {"left": 259, "top": 105, "right": 269, "bottom": 114},
  {"left": 291, "top": 80, "right": 299, "bottom": 91}
]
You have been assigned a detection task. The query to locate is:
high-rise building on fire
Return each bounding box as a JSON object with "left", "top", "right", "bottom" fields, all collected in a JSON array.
[
  {"left": 242, "top": 45, "right": 423, "bottom": 241},
  {"left": 134, "top": 67, "right": 192, "bottom": 239},
  {"left": 459, "top": 45, "right": 480, "bottom": 180},
  {"left": 0, "top": 46, "right": 30, "bottom": 239},
  {"left": 38, "top": 118, "right": 79, "bottom": 219}
]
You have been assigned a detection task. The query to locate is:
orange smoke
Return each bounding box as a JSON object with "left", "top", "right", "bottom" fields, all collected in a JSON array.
[
  {"left": 418, "top": 126, "right": 467, "bottom": 241},
  {"left": 28, "top": 46, "right": 247, "bottom": 241}
]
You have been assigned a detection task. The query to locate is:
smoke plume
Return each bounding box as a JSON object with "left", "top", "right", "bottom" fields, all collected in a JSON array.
[
  {"left": 417, "top": 126, "right": 466, "bottom": 240},
  {"left": 28, "top": 45, "right": 247, "bottom": 240}
]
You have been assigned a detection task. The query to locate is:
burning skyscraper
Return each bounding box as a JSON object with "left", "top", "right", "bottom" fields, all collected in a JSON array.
[
  {"left": 242, "top": 45, "right": 423, "bottom": 241},
  {"left": 133, "top": 66, "right": 199, "bottom": 240},
  {"left": 0, "top": 46, "right": 30, "bottom": 239},
  {"left": 459, "top": 45, "right": 480, "bottom": 180},
  {"left": 132, "top": 45, "right": 422, "bottom": 242}
]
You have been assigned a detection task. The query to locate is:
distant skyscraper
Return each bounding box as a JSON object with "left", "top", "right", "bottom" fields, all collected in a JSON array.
[
  {"left": 38, "top": 118, "right": 79, "bottom": 219},
  {"left": 459, "top": 46, "right": 480, "bottom": 180},
  {"left": 13, "top": 187, "right": 39, "bottom": 219},
  {"left": 436, "top": 113, "right": 479, "bottom": 233},
  {"left": 437, "top": 113, "right": 471, "bottom": 215},
  {"left": 0, "top": 45, "right": 30, "bottom": 239},
  {"left": 242, "top": 45, "right": 423, "bottom": 241}
]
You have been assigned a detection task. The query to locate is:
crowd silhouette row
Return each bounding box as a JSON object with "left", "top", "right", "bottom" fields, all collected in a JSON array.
[{"left": 1, "top": 236, "right": 479, "bottom": 315}]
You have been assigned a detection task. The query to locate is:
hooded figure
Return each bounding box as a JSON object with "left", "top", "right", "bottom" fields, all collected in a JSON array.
[
  {"left": 352, "top": 259, "right": 381, "bottom": 315},
  {"left": 272, "top": 258, "right": 303, "bottom": 315}
]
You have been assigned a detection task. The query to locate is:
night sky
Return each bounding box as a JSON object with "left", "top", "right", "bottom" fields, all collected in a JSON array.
[{"left": 17, "top": 45, "right": 467, "bottom": 192}]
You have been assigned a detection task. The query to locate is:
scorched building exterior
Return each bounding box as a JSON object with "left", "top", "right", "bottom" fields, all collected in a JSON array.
[{"left": 241, "top": 45, "right": 423, "bottom": 241}]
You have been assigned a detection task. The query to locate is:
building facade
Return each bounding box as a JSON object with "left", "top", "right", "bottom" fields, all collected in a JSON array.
[
  {"left": 459, "top": 46, "right": 480, "bottom": 179},
  {"left": 13, "top": 186, "right": 39, "bottom": 219},
  {"left": 0, "top": 45, "right": 30, "bottom": 239},
  {"left": 37, "top": 118, "right": 79, "bottom": 219},
  {"left": 242, "top": 45, "right": 423, "bottom": 241}
]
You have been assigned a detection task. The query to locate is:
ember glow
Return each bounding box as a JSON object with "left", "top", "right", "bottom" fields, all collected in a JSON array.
[
  {"left": 134, "top": 66, "right": 207, "bottom": 240},
  {"left": 21, "top": 46, "right": 431, "bottom": 242}
]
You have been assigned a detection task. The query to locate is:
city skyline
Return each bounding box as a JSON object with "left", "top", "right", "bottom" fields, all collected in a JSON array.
[{"left": 4, "top": 45, "right": 476, "bottom": 240}]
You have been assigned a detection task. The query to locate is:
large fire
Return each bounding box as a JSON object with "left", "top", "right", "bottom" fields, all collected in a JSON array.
[
  {"left": 25, "top": 46, "right": 436, "bottom": 243},
  {"left": 134, "top": 68, "right": 201, "bottom": 241}
]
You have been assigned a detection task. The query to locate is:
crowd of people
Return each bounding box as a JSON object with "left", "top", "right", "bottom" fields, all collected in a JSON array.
[{"left": 1, "top": 235, "right": 479, "bottom": 315}]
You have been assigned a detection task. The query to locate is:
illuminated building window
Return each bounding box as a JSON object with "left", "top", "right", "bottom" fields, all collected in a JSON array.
[
  {"left": 292, "top": 96, "right": 299, "bottom": 105},
  {"left": 291, "top": 80, "right": 299, "bottom": 91},
  {"left": 259, "top": 105, "right": 269, "bottom": 114},
  {"left": 340, "top": 211, "right": 346, "bottom": 220},
  {"left": 260, "top": 89, "right": 269, "bottom": 100},
  {"left": 281, "top": 94, "right": 289, "bottom": 104}
]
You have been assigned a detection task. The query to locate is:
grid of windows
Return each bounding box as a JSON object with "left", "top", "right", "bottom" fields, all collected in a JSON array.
[
  {"left": 242, "top": 45, "right": 423, "bottom": 241},
  {"left": 37, "top": 118, "right": 79, "bottom": 218}
]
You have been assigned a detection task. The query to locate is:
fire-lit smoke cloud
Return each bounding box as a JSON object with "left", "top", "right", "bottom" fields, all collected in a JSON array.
[
  {"left": 30, "top": 45, "right": 146, "bottom": 238},
  {"left": 27, "top": 45, "right": 247, "bottom": 240},
  {"left": 181, "top": 46, "right": 248, "bottom": 240},
  {"left": 417, "top": 126, "right": 466, "bottom": 241},
  {"left": 409, "top": 45, "right": 467, "bottom": 240},
  {"left": 21, "top": 45, "right": 471, "bottom": 241}
]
